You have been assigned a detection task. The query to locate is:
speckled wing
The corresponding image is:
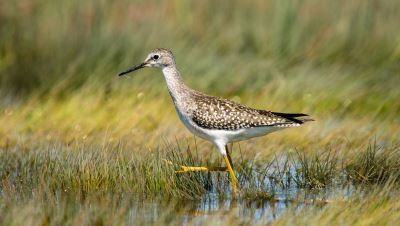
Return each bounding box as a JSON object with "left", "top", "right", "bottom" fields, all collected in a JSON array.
[{"left": 190, "top": 95, "right": 306, "bottom": 131}]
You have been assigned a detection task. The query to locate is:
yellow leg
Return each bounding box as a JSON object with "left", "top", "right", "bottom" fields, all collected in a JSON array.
[
  {"left": 176, "top": 165, "right": 228, "bottom": 173},
  {"left": 176, "top": 166, "right": 209, "bottom": 173},
  {"left": 163, "top": 159, "right": 227, "bottom": 173},
  {"left": 224, "top": 154, "right": 237, "bottom": 194}
]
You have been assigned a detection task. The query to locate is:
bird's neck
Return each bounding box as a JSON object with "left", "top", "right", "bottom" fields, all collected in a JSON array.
[{"left": 161, "top": 65, "right": 191, "bottom": 104}]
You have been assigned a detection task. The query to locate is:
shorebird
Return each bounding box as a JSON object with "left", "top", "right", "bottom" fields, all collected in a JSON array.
[{"left": 118, "top": 48, "right": 313, "bottom": 194}]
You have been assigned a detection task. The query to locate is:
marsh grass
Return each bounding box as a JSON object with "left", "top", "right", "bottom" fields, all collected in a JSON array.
[
  {"left": 345, "top": 143, "right": 400, "bottom": 185},
  {"left": 1, "top": 0, "right": 400, "bottom": 225},
  {"left": 1, "top": 141, "right": 400, "bottom": 225},
  {"left": 1, "top": 141, "right": 399, "bottom": 199},
  {"left": 292, "top": 149, "right": 339, "bottom": 189},
  {"left": 0, "top": 142, "right": 205, "bottom": 199}
]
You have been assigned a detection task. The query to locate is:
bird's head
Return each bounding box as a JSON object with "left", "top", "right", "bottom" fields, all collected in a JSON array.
[{"left": 118, "top": 48, "right": 175, "bottom": 76}]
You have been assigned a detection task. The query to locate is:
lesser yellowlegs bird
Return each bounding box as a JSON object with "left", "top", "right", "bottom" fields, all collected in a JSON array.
[{"left": 118, "top": 48, "right": 313, "bottom": 194}]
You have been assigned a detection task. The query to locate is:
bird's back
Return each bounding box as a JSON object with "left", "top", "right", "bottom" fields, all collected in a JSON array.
[{"left": 187, "top": 91, "right": 312, "bottom": 131}]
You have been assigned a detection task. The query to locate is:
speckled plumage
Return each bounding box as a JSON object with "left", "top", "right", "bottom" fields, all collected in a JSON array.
[{"left": 189, "top": 93, "right": 305, "bottom": 130}]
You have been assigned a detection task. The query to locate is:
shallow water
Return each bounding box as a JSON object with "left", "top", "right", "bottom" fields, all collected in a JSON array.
[{"left": 124, "top": 176, "right": 354, "bottom": 225}]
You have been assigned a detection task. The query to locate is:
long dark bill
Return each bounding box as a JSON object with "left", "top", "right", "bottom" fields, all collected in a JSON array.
[{"left": 118, "top": 62, "right": 147, "bottom": 76}]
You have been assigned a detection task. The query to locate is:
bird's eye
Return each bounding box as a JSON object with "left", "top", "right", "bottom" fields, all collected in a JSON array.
[{"left": 153, "top": 55, "right": 159, "bottom": 60}]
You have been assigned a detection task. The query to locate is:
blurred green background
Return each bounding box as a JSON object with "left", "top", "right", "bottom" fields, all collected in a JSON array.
[{"left": 1, "top": 0, "right": 399, "bottom": 95}]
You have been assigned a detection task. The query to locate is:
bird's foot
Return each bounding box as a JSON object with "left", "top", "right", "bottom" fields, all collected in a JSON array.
[
  {"left": 162, "top": 159, "right": 227, "bottom": 173},
  {"left": 176, "top": 165, "right": 227, "bottom": 173},
  {"left": 176, "top": 166, "right": 209, "bottom": 173}
]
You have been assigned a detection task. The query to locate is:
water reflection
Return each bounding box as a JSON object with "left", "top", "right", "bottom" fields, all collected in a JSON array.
[{"left": 138, "top": 184, "right": 353, "bottom": 225}]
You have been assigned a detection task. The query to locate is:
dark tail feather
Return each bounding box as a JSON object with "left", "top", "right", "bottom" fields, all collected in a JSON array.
[
  {"left": 272, "top": 112, "right": 309, "bottom": 117},
  {"left": 272, "top": 112, "right": 314, "bottom": 124}
]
